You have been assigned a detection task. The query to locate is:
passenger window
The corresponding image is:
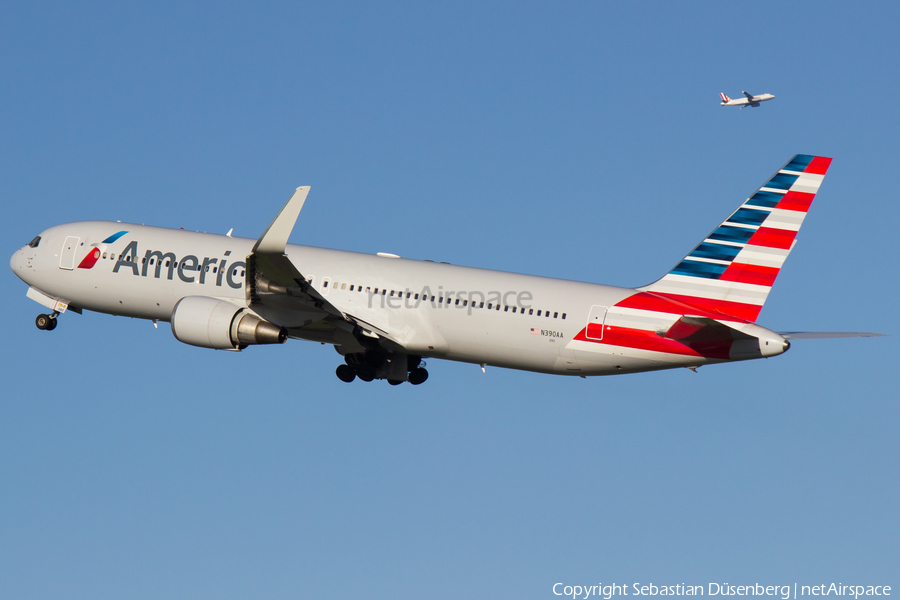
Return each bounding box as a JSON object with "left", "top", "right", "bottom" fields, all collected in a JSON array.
[
  {"left": 504, "top": 306, "right": 509, "bottom": 312},
  {"left": 562, "top": 313, "right": 567, "bottom": 319},
  {"left": 479, "top": 302, "right": 484, "bottom": 308},
  {"left": 350, "top": 285, "right": 354, "bottom": 291},
  {"left": 529, "top": 309, "right": 533, "bottom": 315},
  {"left": 512, "top": 307, "right": 517, "bottom": 313},
  {"left": 554, "top": 312, "right": 558, "bottom": 318},
  {"left": 341, "top": 283, "right": 346, "bottom": 290},
  {"left": 110, "top": 254, "right": 115, "bottom": 260},
  {"left": 487, "top": 303, "right": 492, "bottom": 310},
  {"left": 537, "top": 310, "right": 541, "bottom": 316},
  {"left": 414, "top": 293, "right": 419, "bottom": 300}
]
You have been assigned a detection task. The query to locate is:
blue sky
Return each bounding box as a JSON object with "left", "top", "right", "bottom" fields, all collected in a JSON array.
[{"left": 2, "top": 2, "right": 897, "bottom": 598}]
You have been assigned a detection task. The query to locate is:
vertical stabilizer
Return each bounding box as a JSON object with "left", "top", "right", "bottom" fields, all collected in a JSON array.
[{"left": 640, "top": 155, "right": 832, "bottom": 322}]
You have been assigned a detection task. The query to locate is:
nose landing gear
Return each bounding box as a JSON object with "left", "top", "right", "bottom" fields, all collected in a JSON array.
[{"left": 35, "top": 312, "right": 58, "bottom": 331}]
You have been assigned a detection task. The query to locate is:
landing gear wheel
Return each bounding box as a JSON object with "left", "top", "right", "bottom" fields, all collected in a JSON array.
[
  {"left": 387, "top": 379, "right": 404, "bottom": 386},
  {"left": 336, "top": 364, "right": 356, "bottom": 383},
  {"left": 408, "top": 368, "right": 428, "bottom": 385},
  {"left": 35, "top": 314, "right": 52, "bottom": 330},
  {"left": 356, "top": 366, "right": 376, "bottom": 382},
  {"left": 46, "top": 317, "right": 57, "bottom": 331}
]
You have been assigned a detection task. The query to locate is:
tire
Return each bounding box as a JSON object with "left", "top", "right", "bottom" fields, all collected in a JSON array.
[
  {"left": 336, "top": 364, "right": 356, "bottom": 383},
  {"left": 408, "top": 368, "right": 429, "bottom": 385},
  {"left": 356, "top": 366, "right": 376, "bottom": 382},
  {"left": 46, "top": 318, "right": 58, "bottom": 331},
  {"left": 387, "top": 379, "right": 404, "bottom": 386},
  {"left": 35, "top": 314, "right": 50, "bottom": 330}
]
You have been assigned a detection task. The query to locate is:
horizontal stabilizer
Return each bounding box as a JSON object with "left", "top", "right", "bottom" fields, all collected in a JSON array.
[
  {"left": 778, "top": 332, "right": 885, "bottom": 340},
  {"left": 664, "top": 316, "right": 755, "bottom": 342}
]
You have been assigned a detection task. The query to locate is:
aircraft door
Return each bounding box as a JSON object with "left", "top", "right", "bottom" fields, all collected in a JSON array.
[
  {"left": 586, "top": 305, "right": 608, "bottom": 340},
  {"left": 59, "top": 236, "right": 80, "bottom": 270}
]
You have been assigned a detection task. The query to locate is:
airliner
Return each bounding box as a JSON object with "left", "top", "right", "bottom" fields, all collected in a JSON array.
[
  {"left": 720, "top": 91, "right": 775, "bottom": 108},
  {"left": 10, "top": 155, "right": 880, "bottom": 385}
]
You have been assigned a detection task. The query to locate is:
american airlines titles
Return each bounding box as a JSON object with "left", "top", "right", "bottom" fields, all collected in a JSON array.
[{"left": 112, "top": 240, "right": 244, "bottom": 289}]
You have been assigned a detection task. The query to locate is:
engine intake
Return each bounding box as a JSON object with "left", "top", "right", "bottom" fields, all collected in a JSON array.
[{"left": 171, "top": 296, "right": 287, "bottom": 350}]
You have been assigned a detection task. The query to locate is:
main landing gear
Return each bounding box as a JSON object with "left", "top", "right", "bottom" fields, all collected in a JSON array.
[
  {"left": 35, "top": 312, "right": 58, "bottom": 331},
  {"left": 335, "top": 352, "right": 429, "bottom": 385}
]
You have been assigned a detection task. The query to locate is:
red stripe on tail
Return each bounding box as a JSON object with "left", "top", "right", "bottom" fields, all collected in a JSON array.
[
  {"left": 748, "top": 227, "right": 797, "bottom": 250},
  {"left": 776, "top": 190, "right": 816, "bottom": 212},
  {"left": 616, "top": 291, "right": 759, "bottom": 322},
  {"left": 804, "top": 156, "right": 832, "bottom": 175},
  {"left": 719, "top": 263, "right": 780, "bottom": 287}
]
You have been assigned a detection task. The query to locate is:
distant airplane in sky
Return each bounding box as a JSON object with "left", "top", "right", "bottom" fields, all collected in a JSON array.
[
  {"left": 720, "top": 91, "right": 775, "bottom": 108},
  {"left": 10, "top": 155, "right": 881, "bottom": 385}
]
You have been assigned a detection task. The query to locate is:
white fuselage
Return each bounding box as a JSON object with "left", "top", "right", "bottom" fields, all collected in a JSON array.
[{"left": 11, "top": 220, "right": 791, "bottom": 378}]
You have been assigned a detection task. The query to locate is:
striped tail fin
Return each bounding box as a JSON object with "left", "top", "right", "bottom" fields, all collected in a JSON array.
[
  {"left": 719, "top": 92, "right": 731, "bottom": 103},
  {"left": 640, "top": 154, "right": 832, "bottom": 322}
]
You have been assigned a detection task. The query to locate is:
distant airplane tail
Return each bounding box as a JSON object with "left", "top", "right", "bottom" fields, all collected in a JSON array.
[
  {"left": 638, "top": 155, "right": 833, "bottom": 322},
  {"left": 719, "top": 92, "right": 731, "bottom": 103}
]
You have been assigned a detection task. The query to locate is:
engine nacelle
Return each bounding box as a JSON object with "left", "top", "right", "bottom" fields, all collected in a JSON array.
[{"left": 171, "top": 296, "right": 287, "bottom": 350}]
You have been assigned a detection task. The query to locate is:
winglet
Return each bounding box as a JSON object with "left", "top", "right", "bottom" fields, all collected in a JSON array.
[{"left": 252, "top": 186, "right": 310, "bottom": 254}]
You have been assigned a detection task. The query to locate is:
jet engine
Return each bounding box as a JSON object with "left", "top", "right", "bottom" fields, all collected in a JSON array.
[{"left": 171, "top": 296, "right": 287, "bottom": 350}]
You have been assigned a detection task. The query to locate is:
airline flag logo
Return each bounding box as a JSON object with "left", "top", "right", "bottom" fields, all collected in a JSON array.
[{"left": 76, "top": 231, "right": 129, "bottom": 269}]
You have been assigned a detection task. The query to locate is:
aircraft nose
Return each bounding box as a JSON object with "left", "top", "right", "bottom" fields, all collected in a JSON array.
[
  {"left": 10, "top": 247, "right": 32, "bottom": 280},
  {"left": 10, "top": 248, "right": 24, "bottom": 275}
]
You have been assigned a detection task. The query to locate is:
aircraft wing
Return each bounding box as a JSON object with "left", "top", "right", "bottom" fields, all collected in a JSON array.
[
  {"left": 742, "top": 91, "right": 754, "bottom": 100},
  {"left": 245, "top": 187, "right": 344, "bottom": 330},
  {"left": 245, "top": 187, "right": 405, "bottom": 346}
]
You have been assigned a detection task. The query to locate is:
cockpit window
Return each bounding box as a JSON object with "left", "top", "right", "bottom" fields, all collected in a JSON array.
[{"left": 27, "top": 236, "right": 41, "bottom": 248}]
